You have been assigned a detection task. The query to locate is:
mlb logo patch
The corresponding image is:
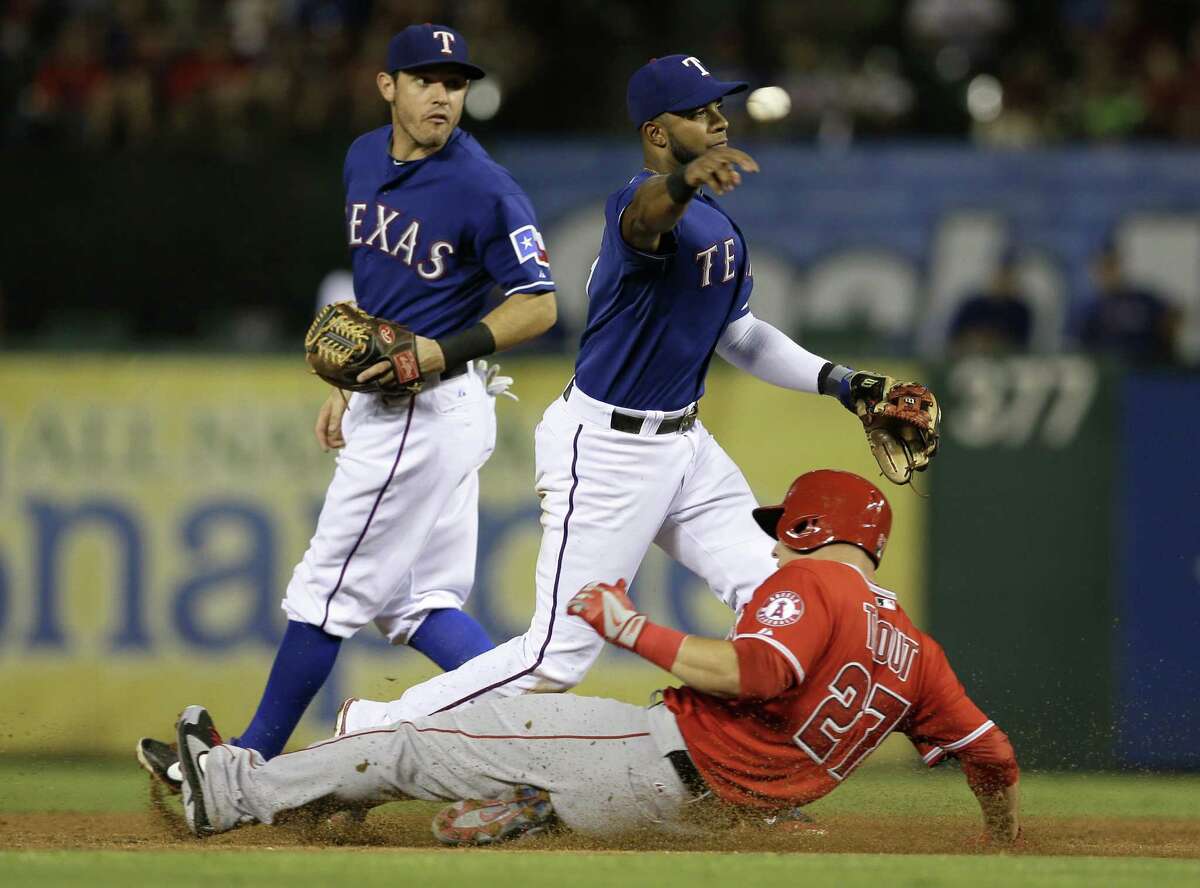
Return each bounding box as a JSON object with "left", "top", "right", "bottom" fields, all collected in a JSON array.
[{"left": 509, "top": 225, "right": 550, "bottom": 268}]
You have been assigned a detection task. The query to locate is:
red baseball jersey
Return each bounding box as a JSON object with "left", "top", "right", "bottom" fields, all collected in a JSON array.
[{"left": 664, "top": 559, "right": 1015, "bottom": 809}]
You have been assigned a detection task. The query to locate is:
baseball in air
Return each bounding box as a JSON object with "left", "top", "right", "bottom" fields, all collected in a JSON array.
[{"left": 746, "top": 86, "right": 791, "bottom": 122}]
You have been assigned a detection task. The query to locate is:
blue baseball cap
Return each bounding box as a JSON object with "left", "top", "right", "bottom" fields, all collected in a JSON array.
[
  {"left": 627, "top": 54, "right": 748, "bottom": 125},
  {"left": 385, "top": 24, "right": 486, "bottom": 80}
]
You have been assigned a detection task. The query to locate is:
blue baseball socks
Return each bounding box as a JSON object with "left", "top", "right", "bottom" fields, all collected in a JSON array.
[{"left": 409, "top": 608, "right": 494, "bottom": 670}]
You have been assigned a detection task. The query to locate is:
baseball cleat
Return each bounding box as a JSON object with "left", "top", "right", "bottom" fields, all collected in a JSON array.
[
  {"left": 136, "top": 737, "right": 183, "bottom": 794},
  {"left": 176, "top": 705, "right": 222, "bottom": 836},
  {"left": 432, "top": 785, "right": 556, "bottom": 846}
]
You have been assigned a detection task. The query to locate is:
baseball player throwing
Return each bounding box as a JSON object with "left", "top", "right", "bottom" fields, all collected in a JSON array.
[
  {"left": 138, "top": 24, "right": 556, "bottom": 773},
  {"left": 336, "top": 54, "right": 938, "bottom": 731},
  {"left": 158, "top": 470, "right": 1019, "bottom": 847}
]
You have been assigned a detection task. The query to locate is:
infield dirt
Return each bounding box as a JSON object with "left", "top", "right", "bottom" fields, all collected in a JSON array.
[{"left": 2, "top": 806, "right": 1197, "bottom": 858}]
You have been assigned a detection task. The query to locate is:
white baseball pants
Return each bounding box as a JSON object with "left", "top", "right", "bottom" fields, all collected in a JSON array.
[
  {"left": 283, "top": 367, "right": 496, "bottom": 642},
  {"left": 198, "top": 695, "right": 696, "bottom": 836},
  {"left": 356, "top": 380, "right": 775, "bottom": 723}
]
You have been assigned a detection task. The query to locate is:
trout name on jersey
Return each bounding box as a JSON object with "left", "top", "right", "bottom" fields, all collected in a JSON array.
[
  {"left": 863, "top": 601, "right": 919, "bottom": 682},
  {"left": 347, "top": 202, "right": 454, "bottom": 280}
]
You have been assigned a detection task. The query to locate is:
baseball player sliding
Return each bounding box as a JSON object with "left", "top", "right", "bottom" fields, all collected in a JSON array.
[
  {"left": 335, "top": 53, "right": 939, "bottom": 732},
  {"left": 155, "top": 470, "right": 1020, "bottom": 847},
  {"left": 138, "top": 24, "right": 556, "bottom": 774}
]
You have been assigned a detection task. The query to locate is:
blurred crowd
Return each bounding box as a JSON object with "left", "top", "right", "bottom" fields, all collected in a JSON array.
[
  {"left": 948, "top": 242, "right": 1180, "bottom": 364},
  {"left": 6, "top": 0, "right": 1200, "bottom": 151}
]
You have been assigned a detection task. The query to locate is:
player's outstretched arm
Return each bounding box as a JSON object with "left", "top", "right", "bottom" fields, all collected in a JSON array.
[
  {"left": 622, "top": 146, "right": 759, "bottom": 252},
  {"left": 717, "top": 313, "right": 831, "bottom": 394},
  {"left": 952, "top": 721, "right": 1022, "bottom": 844},
  {"left": 566, "top": 580, "right": 744, "bottom": 697}
]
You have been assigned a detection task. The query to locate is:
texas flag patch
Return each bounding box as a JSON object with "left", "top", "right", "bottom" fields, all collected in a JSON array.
[{"left": 509, "top": 225, "right": 550, "bottom": 268}]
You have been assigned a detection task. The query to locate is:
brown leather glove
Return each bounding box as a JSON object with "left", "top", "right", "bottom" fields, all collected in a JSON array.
[{"left": 304, "top": 302, "right": 422, "bottom": 397}]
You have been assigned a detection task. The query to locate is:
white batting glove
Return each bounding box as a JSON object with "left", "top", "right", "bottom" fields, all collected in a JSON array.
[{"left": 475, "top": 360, "right": 518, "bottom": 401}]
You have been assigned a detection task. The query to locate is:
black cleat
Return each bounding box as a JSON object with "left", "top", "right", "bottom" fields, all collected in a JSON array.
[
  {"left": 136, "top": 737, "right": 183, "bottom": 794},
  {"left": 176, "top": 705, "right": 222, "bottom": 836}
]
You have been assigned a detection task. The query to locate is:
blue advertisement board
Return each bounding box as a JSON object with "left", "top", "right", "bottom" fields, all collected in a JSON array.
[{"left": 1115, "top": 374, "right": 1200, "bottom": 768}]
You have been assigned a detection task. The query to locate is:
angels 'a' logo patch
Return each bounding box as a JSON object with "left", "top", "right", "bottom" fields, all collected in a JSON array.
[{"left": 756, "top": 590, "right": 804, "bottom": 627}]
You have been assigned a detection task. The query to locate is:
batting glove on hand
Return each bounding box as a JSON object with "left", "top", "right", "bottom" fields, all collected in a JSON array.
[{"left": 566, "top": 579, "right": 647, "bottom": 651}]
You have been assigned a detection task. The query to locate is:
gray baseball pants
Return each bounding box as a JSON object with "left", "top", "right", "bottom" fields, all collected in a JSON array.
[{"left": 198, "top": 695, "right": 698, "bottom": 835}]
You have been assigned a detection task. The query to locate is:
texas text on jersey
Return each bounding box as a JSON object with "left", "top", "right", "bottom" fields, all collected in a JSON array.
[
  {"left": 344, "top": 126, "right": 555, "bottom": 338},
  {"left": 665, "top": 559, "right": 1019, "bottom": 809}
]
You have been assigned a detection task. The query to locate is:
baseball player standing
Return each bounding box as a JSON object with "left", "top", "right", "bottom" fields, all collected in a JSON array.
[
  {"left": 336, "top": 54, "right": 936, "bottom": 731},
  {"left": 162, "top": 470, "right": 1020, "bottom": 847},
  {"left": 138, "top": 24, "right": 557, "bottom": 770}
]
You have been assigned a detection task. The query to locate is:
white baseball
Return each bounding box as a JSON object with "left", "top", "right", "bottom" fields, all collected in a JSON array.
[{"left": 746, "top": 86, "right": 791, "bottom": 123}]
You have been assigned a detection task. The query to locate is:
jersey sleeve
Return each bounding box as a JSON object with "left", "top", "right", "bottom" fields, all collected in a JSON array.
[
  {"left": 905, "top": 637, "right": 1002, "bottom": 768},
  {"left": 473, "top": 192, "right": 557, "bottom": 297},
  {"left": 730, "top": 567, "right": 832, "bottom": 696},
  {"left": 605, "top": 173, "right": 679, "bottom": 272},
  {"left": 726, "top": 244, "right": 753, "bottom": 325}
]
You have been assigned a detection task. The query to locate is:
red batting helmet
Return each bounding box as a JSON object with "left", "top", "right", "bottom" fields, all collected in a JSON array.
[{"left": 752, "top": 470, "right": 893, "bottom": 566}]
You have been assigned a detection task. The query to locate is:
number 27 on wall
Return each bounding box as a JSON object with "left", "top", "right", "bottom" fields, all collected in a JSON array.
[{"left": 793, "top": 662, "right": 912, "bottom": 781}]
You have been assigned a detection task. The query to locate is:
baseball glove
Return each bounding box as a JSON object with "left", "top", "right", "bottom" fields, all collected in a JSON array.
[
  {"left": 304, "top": 302, "right": 423, "bottom": 397},
  {"left": 846, "top": 373, "right": 941, "bottom": 485}
]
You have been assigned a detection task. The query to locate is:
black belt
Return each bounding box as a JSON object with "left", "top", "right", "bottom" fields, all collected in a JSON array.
[
  {"left": 667, "top": 749, "right": 708, "bottom": 796},
  {"left": 562, "top": 381, "right": 698, "bottom": 435},
  {"left": 441, "top": 362, "right": 468, "bottom": 379}
]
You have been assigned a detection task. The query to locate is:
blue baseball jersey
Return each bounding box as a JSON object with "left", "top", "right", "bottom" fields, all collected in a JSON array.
[
  {"left": 574, "top": 170, "right": 752, "bottom": 411},
  {"left": 343, "top": 126, "right": 555, "bottom": 338}
]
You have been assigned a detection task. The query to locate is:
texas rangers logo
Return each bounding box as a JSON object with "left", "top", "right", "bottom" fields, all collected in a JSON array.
[
  {"left": 509, "top": 225, "right": 550, "bottom": 268},
  {"left": 756, "top": 590, "right": 804, "bottom": 627}
]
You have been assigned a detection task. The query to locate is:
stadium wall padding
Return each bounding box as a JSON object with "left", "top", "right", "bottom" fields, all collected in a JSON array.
[
  {"left": 926, "top": 356, "right": 1119, "bottom": 770},
  {"left": 1114, "top": 372, "right": 1200, "bottom": 770}
]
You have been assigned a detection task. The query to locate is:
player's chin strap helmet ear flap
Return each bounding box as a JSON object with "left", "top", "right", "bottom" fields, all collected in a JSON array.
[{"left": 752, "top": 469, "right": 893, "bottom": 566}]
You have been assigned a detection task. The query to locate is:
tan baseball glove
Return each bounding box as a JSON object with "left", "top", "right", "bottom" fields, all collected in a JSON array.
[
  {"left": 304, "top": 302, "right": 422, "bottom": 397},
  {"left": 846, "top": 373, "right": 941, "bottom": 485}
]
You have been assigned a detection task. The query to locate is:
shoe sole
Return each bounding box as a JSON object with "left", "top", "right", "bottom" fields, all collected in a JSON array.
[
  {"left": 432, "top": 791, "right": 553, "bottom": 846},
  {"left": 135, "top": 738, "right": 182, "bottom": 795},
  {"left": 334, "top": 697, "right": 359, "bottom": 737},
  {"left": 176, "top": 706, "right": 215, "bottom": 836}
]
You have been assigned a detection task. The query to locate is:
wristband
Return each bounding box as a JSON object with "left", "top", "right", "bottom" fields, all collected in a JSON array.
[
  {"left": 632, "top": 621, "right": 688, "bottom": 672},
  {"left": 818, "top": 362, "right": 854, "bottom": 397},
  {"left": 436, "top": 323, "right": 496, "bottom": 370},
  {"left": 665, "top": 168, "right": 698, "bottom": 204}
]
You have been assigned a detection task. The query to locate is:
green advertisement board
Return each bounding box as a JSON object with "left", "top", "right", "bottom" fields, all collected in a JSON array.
[{"left": 928, "top": 356, "right": 1117, "bottom": 770}]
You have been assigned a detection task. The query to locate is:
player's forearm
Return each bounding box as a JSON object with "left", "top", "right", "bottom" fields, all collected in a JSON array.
[
  {"left": 425, "top": 291, "right": 556, "bottom": 372},
  {"left": 974, "top": 780, "right": 1020, "bottom": 844},
  {"left": 667, "top": 636, "right": 742, "bottom": 698},
  {"left": 481, "top": 290, "right": 557, "bottom": 351},
  {"left": 717, "top": 314, "right": 830, "bottom": 394},
  {"left": 621, "top": 175, "right": 691, "bottom": 250}
]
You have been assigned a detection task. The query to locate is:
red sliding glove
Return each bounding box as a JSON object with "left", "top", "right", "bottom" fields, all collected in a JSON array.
[{"left": 567, "top": 579, "right": 686, "bottom": 671}]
